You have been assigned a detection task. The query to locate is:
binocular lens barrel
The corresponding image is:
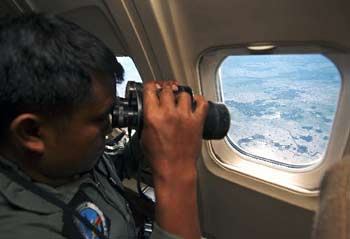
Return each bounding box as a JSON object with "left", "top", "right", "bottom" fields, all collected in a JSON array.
[{"left": 203, "top": 101, "right": 230, "bottom": 139}]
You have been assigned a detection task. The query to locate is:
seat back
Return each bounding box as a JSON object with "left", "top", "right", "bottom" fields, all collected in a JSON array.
[{"left": 312, "top": 155, "right": 350, "bottom": 239}]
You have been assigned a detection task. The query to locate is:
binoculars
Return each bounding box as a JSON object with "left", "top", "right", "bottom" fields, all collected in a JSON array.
[{"left": 111, "top": 81, "right": 230, "bottom": 140}]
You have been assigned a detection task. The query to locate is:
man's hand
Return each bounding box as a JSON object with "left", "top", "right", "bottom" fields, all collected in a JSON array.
[{"left": 141, "top": 80, "right": 208, "bottom": 239}]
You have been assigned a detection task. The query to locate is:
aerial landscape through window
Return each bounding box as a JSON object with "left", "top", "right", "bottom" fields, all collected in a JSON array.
[{"left": 219, "top": 54, "right": 341, "bottom": 168}]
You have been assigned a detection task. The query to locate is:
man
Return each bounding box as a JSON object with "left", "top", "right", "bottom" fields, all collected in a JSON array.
[{"left": 0, "top": 14, "right": 208, "bottom": 239}]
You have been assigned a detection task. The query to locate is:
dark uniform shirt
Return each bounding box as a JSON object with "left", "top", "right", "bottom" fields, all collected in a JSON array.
[{"left": 0, "top": 156, "right": 180, "bottom": 239}]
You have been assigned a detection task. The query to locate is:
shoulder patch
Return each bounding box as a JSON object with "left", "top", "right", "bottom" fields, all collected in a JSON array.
[
  {"left": 75, "top": 202, "right": 109, "bottom": 239},
  {"left": 62, "top": 189, "right": 110, "bottom": 239}
]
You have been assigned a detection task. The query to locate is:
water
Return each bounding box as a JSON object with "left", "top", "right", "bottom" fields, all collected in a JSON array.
[{"left": 220, "top": 54, "right": 341, "bottom": 167}]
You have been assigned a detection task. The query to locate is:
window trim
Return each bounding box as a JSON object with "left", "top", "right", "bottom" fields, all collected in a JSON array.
[{"left": 198, "top": 44, "right": 350, "bottom": 208}]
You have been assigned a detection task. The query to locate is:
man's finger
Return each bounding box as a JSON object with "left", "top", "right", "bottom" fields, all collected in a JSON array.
[
  {"left": 154, "top": 80, "right": 178, "bottom": 91},
  {"left": 143, "top": 81, "right": 160, "bottom": 114},
  {"left": 177, "top": 91, "right": 192, "bottom": 114},
  {"left": 159, "top": 81, "right": 176, "bottom": 109},
  {"left": 193, "top": 95, "right": 209, "bottom": 121}
]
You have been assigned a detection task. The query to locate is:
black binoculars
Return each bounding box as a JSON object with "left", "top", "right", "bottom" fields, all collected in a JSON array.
[{"left": 111, "top": 81, "right": 230, "bottom": 140}]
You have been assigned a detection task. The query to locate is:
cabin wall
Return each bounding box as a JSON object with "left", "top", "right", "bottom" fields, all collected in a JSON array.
[{"left": 198, "top": 158, "right": 315, "bottom": 239}]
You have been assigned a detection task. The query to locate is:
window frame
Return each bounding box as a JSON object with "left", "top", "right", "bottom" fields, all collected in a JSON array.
[{"left": 198, "top": 45, "right": 350, "bottom": 206}]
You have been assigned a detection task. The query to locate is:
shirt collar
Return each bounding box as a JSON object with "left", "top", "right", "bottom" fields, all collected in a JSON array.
[{"left": 0, "top": 156, "right": 90, "bottom": 214}]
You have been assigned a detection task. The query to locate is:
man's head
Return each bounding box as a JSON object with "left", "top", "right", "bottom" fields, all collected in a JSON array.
[{"left": 0, "top": 14, "right": 124, "bottom": 184}]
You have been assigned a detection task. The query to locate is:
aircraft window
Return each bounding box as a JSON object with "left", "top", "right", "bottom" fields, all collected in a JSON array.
[
  {"left": 219, "top": 54, "right": 341, "bottom": 168},
  {"left": 116, "top": 56, "right": 142, "bottom": 96}
]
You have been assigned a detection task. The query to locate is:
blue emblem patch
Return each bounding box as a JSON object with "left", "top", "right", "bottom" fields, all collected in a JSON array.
[{"left": 74, "top": 202, "right": 109, "bottom": 239}]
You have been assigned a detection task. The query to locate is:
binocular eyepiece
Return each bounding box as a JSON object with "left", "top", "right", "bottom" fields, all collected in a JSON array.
[{"left": 112, "top": 81, "right": 230, "bottom": 140}]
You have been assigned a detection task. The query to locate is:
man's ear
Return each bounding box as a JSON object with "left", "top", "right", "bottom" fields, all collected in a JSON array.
[{"left": 10, "top": 114, "right": 45, "bottom": 154}]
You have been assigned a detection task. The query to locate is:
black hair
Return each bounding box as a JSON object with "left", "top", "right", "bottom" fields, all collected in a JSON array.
[{"left": 0, "top": 14, "right": 124, "bottom": 137}]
